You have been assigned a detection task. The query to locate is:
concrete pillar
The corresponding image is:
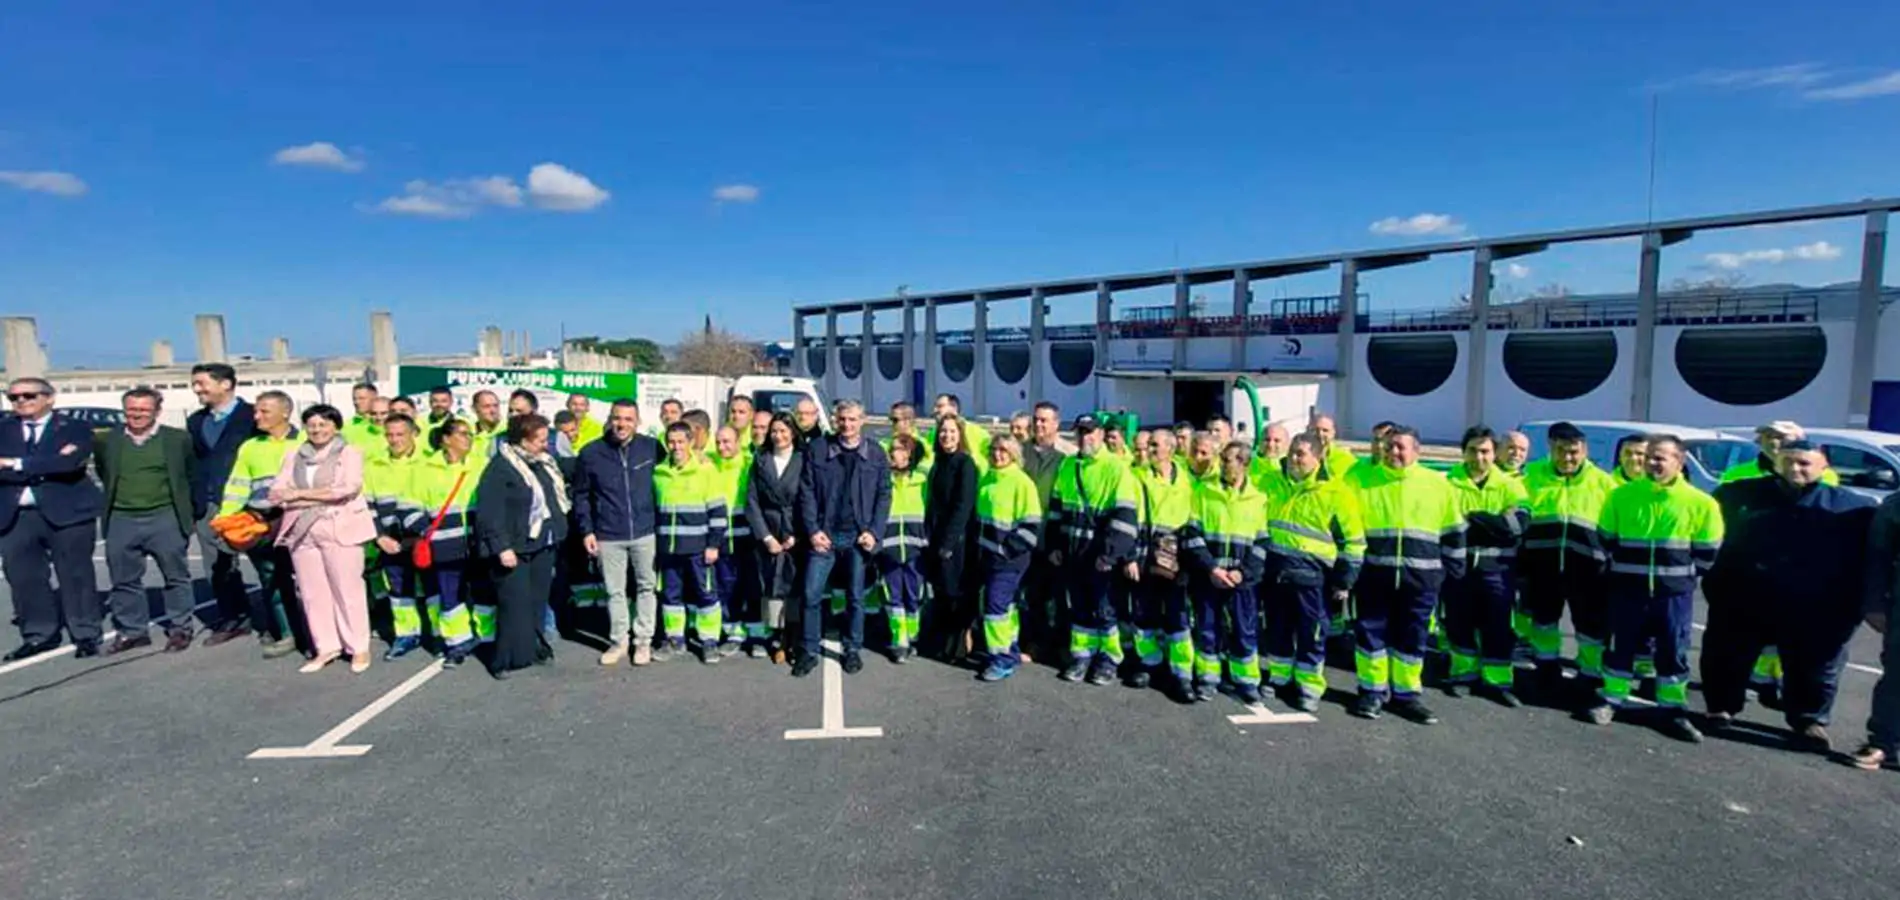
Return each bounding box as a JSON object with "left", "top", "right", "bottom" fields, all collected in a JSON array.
[
  {"left": 523, "top": 330, "right": 532, "bottom": 363},
  {"left": 1094, "top": 282, "right": 1112, "bottom": 409},
  {"left": 861, "top": 306, "right": 876, "bottom": 410},
  {"left": 370, "top": 311, "right": 398, "bottom": 385},
  {"left": 1336, "top": 260, "right": 1360, "bottom": 432},
  {"left": 792, "top": 314, "right": 808, "bottom": 377},
  {"left": 1231, "top": 269, "right": 1251, "bottom": 370},
  {"left": 1466, "top": 246, "right": 1494, "bottom": 428},
  {"left": 2, "top": 318, "right": 47, "bottom": 378},
  {"left": 1172, "top": 273, "right": 1190, "bottom": 370},
  {"left": 972, "top": 294, "right": 990, "bottom": 415},
  {"left": 149, "top": 340, "right": 175, "bottom": 368},
  {"left": 270, "top": 337, "right": 291, "bottom": 362},
  {"left": 1028, "top": 287, "right": 1047, "bottom": 404},
  {"left": 194, "top": 314, "right": 228, "bottom": 363},
  {"left": 479, "top": 326, "right": 503, "bottom": 363},
  {"left": 824, "top": 311, "right": 840, "bottom": 405},
  {"left": 923, "top": 298, "right": 939, "bottom": 405},
  {"left": 1848, "top": 210, "right": 1890, "bottom": 427},
  {"left": 1629, "top": 231, "right": 1663, "bottom": 421},
  {"left": 900, "top": 297, "right": 916, "bottom": 405}
]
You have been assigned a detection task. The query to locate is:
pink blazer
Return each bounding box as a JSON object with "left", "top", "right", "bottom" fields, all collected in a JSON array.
[{"left": 268, "top": 442, "right": 378, "bottom": 547}]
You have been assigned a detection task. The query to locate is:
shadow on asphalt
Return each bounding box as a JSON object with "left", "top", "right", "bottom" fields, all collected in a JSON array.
[{"left": 0, "top": 650, "right": 158, "bottom": 707}]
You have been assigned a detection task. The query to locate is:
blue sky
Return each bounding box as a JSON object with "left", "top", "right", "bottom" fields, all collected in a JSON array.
[{"left": 3, "top": 0, "right": 1898, "bottom": 368}]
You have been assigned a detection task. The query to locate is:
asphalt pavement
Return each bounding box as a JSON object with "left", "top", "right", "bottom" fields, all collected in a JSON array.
[{"left": 1, "top": 554, "right": 1896, "bottom": 900}]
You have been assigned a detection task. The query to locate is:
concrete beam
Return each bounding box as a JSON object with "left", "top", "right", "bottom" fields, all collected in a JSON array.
[
  {"left": 270, "top": 337, "right": 291, "bottom": 363},
  {"left": 479, "top": 326, "right": 503, "bottom": 364},
  {"left": 149, "top": 340, "right": 175, "bottom": 368},
  {"left": 1336, "top": 260, "right": 1359, "bottom": 431},
  {"left": 1848, "top": 210, "right": 1890, "bottom": 427},
  {"left": 824, "top": 311, "right": 840, "bottom": 405},
  {"left": 1231, "top": 269, "right": 1251, "bottom": 371},
  {"left": 2, "top": 318, "right": 47, "bottom": 379},
  {"left": 1466, "top": 247, "right": 1494, "bottom": 428},
  {"left": 923, "top": 298, "right": 938, "bottom": 405},
  {"left": 1028, "top": 287, "right": 1047, "bottom": 403},
  {"left": 973, "top": 294, "right": 989, "bottom": 415},
  {"left": 1629, "top": 231, "right": 1664, "bottom": 421},
  {"left": 370, "top": 312, "right": 398, "bottom": 385},
  {"left": 1172, "top": 273, "right": 1190, "bottom": 370},
  {"left": 861, "top": 309, "right": 875, "bottom": 410},
  {"left": 900, "top": 298, "right": 916, "bottom": 405},
  {"left": 1094, "top": 282, "right": 1111, "bottom": 409},
  {"left": 194, "top": 314, "right": 228, "bottom": 363},
  {"left": 791, "top": 314, "right": 808, "bottom": 378}
]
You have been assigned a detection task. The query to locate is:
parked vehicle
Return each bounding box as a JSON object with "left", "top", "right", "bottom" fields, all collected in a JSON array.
[
  {"left": 1519, "top": 419, "right": 1756, "bottom": 493},
  {"left": 394, "top": 366, "right": 830, "bottom": 435},
  {"left": 1716, "top": 426, "right": 1900, "bottom": 499}
]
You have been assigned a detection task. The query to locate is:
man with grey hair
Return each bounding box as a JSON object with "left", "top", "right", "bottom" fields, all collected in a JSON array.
[
  {"left": 0, "top": 377, "right": 106, "bottom": 660},
  {"left": 1499, "top": 430, "right": 1531, "bottom": 478},
  {"left": 98, "top": 387, "right": 199, "bottom": 654},
  {"left": 794, "top": 398, "right": 889, "bottom": 677}
]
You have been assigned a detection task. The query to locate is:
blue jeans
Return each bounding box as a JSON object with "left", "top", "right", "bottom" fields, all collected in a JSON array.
[{"left": 802, "top": 547, "right": 871, "bottom": 656}]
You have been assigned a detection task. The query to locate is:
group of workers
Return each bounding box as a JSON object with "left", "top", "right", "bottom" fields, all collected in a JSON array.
[{"left": 5, "top": 366, "right": 1899, "bottom": 771}]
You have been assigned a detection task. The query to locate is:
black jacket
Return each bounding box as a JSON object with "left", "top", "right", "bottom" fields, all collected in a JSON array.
[
  {"left": 1707, "top": 477, "right": 1875, "bottom": 621},
  {"left": 95, "top": 425, "right": 196, "bottom": 535},
  {"left": 186, "top": 400, "right": 257, "bottom": 520},
  {"left": 473, "top": 456, "right": 570, "bottom": 559},
  {"left": 0, "top": 413, "right": 104, "bottom": 531},
  {"left": 571, "top": 432, "right": 664, "bottom": 542},
  {"left": 926, "top": 450, "right": 979, "bottom": 595},
  {"left": 798, "top": 436, "right": 891, "bottom": 546},
  {"left": 746, "top": 448, "right": 804, "bottom": 544}
]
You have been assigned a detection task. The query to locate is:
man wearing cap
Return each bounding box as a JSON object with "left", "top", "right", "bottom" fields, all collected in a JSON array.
[
  {"left": 1702, "top": 440, "right": 1873, "bottom": 751},
  {"left": 1719, "top": 421, "right": 1839, "bottom": 706},
  {"left": 1045, "top": 414, "right": 1143, "bottom": 685}
]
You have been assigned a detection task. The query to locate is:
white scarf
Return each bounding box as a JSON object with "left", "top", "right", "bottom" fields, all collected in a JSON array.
[{"left": 499, "top": 442, "right": 570, "bottom": 540}]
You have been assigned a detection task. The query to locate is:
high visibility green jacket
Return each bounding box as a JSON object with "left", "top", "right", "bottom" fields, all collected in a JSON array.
[
  {"left": 1322, "top": 445, "right": 1360, "bottom": 482},
  {"left": 654, "top": 455, "right": 727, "bottom": 556},
  {"left": 1520, "top": 459, "right": 1618, "bottom": 579},
  {"left": 1249, "top": 455, "right": 1285, "bottom": 494},
  {"left": 882, "top": 469, "right": 929, "bottom": 564},
  {"left": 710, "top": 448, "right": 752, "bottom": 545},
  {"left": 929, "top": 421, "right": 992, "bottom": 474},
  {"left": 976, "top": 464, "right": 1042, "bottom": 562},
  {"left": 1599, "top": 475, "right": 1724, "bottom": 596},
  {"left": 1346, "top": 462, "right": 1468, "bottom": 590},
  {"left": 467, "top": 419, "right": 506, "bottom": 460},
  {"left": 1721, "top": 455, "right": 1839, "bottom": 486},
  {"left": 218, "top": 429, "right": 302, "bottom": 517},
  {"left": 422, "top": 413, "right": 465, "bottom": 451},
  {"left": 573, "top": 417, "right": 604, "bottom": 451},
  {"left": 1047, "top": 452, "right": 1142, "bottom": 564},
  {"left": 418, "top": 453, "right": 487, "bottom": 564},
  {"left": 365, "top": 449, "right": 431, "bottom": 540},
  {"left": 881, "top": 434, "right": 933, "bottom": 477},
  {"left": 342, "top": 416, "right": 383, "bottom": 455},
  {"left": 1182, "top": 477, "right": 1272, "bottom": 589},
  {"left": 1265, "top": 469, "right": 1366, "bottom": 591},
  {"left": 1135, "top": 462, "right": 1195, "bottom": 569},
  {"left": 1448, "top": 463, "right": 1530, "bottom": 574}
]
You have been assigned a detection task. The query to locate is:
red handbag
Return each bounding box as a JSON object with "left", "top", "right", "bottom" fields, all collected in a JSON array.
[{"left": 412, "top": 472, "right": 468, "bottom": 570}]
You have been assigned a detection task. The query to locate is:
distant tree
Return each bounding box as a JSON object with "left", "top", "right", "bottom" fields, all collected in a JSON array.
[
  {"left": 569, "top": 335, "right": 666, "bottom": 372},
  {"left": 1669, "top": 272, "right": 1750, "bottom": 293},
  {"left": 1531, "top": 282, "right": 1573, "bottom": 299},
  {"left": 672, "top": 326, "right": 762, "bottom": 379}
]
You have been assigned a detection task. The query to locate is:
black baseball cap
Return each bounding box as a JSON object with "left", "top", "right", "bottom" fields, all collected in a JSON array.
[{"left": 1073, "top": 414, "right": 1102, "bottom": 434}]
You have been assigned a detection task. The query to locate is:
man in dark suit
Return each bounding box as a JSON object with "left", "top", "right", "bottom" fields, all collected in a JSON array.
[
  {"left": 95, "top": 387, "right": 198, "bottom": 654},
  {"left": 0, "top": 377, "right": 106, "bottom": 660},
  {"left": 185, "top": 362, "right": 257, "bottom": 644}
]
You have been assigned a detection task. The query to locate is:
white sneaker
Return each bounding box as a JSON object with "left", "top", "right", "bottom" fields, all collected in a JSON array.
[
  {"left": 600, "top": 643, "right": 628, "bottom": 667},
  {"left": 632, "top": 644, "right": 653, "bottom": 666}
]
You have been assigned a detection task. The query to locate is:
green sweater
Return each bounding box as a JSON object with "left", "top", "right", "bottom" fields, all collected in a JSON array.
[{"left": 113, "top": 436, "right": 175, "bottom": 513}]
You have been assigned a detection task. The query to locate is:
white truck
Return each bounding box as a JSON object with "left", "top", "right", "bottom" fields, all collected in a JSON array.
[{"left": 394, "top": 366, "right": 830, "bottom": 432}]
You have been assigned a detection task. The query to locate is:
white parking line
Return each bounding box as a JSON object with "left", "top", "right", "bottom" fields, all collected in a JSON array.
[
  {"left": 1228, "top": 703, "right": 1317, "bottom": 727},
  {"left": 0, "top": 600, "right": 217, "bottom": 677},
  {"left": 1690, "top": 622, "right": 1885, "bottom": 677},
  {"left": 248, "top": 660, "right": 446, "bottom": 760},
  {"left": 784, "top": 639, "right": 883, "bottom": 741}
]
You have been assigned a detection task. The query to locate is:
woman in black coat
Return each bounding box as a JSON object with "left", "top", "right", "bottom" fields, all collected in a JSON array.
[
  {"left": 472, "top": 414, "right": 570, "bottom": 680},
  {"left": 922, "top": 413, "right": 980, "bottom": 664},
  {"left": 746, "top": 413, "right": 805, "bottom": 663}
]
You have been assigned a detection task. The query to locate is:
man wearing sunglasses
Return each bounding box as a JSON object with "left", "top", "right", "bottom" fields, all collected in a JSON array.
[{"left": 0, "top": 378, "right": 105, "bottom": 661}]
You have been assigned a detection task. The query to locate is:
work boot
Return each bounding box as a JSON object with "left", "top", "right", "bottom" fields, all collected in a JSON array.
[
  {"left": 632, "top": 644, "right": 653, "bottom": 666},
  {"left": 790, "top": 652, "right": 821, "bottom": 678},
  {"left": 1703, "top": 711, "right": 1735, "bottom": 734},
  {"left": 1084, "top": 658, "right": 1117, "bottom": 687},
  {"left": 442, "top": 649, "right": 468, "bottom": 669},
  {"left": 1390, "top": 699, "right": 1440, "bottom": 726},
  {"left": 1442, "top": 681, "right": 1468, "bottom": 699},
  {"left": 1661, "top": 713, "right": 1704, "bottom": 744},
  {"left": 841, "top": 649, "right": 864, "bottom": 675},
  {"left": 1191, "top": 683, "right": 1214, "bottom": 703},
  {"left": 1122, "top": 668, "right": 1152, "bottom": 690},
  {"left": 383, "top": 636, "right": 421, "bottom": 661},
  {"left": 1849, "top": 744, "right": 1891, "bottom": 771},
  {"left": 1291, "top": 694, "right": 1321, "bottom": 714},
  {"left": 1580, "top": 703, "right": 1616, "bottom": 726},
  {"left": 1535, "top": 662, "right": 1566, "bottom": 698},
  {"left": 1236, "top": 683, "right": 1263, "bottom": 706},
  {"left": 1163, "top": 677, "right": 1193, "bottom": 705},
  {"left": 888, "top": 644, "right": 910, "bottom": 665},
  {"left": 1791, "top": 722, "right": 1832, "bottom": 754},
  {"left": 978, "top": 661, "right": 1016, "bottom": 683},
  {"left": 599, "top": 643, "right": 628, "bottom": 667},
  {"left": 653, "top": 640, "right": 686, "bottom": 663},
  {"left": 1350, "top": 694, "right": 1384, "bottom": 720},
  {"left": 1478, "top": 684, "right": 1523, "bottom": 709},
  {"left": 700, "top": 641, "right": 721, "bottom": 665},
  {"left": 260, "top": 636, "right": 300, "bottom": 660},
  {"left": 1059, "top": 660, "right": 1089, "bottom": 683},
  {"left": 747, "top": 643, "right": 768, "bottom": 660}
]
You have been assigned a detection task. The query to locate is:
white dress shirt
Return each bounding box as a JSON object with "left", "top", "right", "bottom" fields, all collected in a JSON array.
[{"left": 16, "top": 414, "right": 51, "bottom": 508}]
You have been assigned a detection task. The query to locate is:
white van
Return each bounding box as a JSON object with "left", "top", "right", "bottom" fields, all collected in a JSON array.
[
  {"left": 730, "top": 375, "right": 831, "bottom": 432},
  {"left": 1716, "top": 426, "right": 1900, "bottom": 500},
  {"left": 1519, "top": 419, "right": 1757, "bottom": 493}
]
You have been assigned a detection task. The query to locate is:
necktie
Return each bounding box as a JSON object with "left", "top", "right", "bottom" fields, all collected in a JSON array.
[{"left": 25, "top": 421, "right": 39, "bottom": 449}]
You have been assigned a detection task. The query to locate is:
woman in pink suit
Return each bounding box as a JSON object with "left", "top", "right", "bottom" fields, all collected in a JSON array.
[{"left": 269, "top": 404, "right": 379, "bottom": 674}]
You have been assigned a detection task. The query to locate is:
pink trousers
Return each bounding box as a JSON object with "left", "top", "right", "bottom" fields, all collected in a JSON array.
[{"left": 287, "top": 518, "right": 371, "bottom": 657}]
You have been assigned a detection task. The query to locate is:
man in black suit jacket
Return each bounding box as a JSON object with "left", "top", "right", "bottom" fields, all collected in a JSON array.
[
  {"left": 184, "top": 362, "right": 258, "bottom": 643},
  {"left": 95, "top": 387, "right": 199, "bottom": 654},
  {"left": 0, "top": 378, "right": 105, "bottom": 660}
]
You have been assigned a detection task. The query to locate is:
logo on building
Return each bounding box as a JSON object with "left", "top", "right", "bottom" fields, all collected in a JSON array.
[{"left": 1281, "top": 338, "right": 1303, "bottom": 357}]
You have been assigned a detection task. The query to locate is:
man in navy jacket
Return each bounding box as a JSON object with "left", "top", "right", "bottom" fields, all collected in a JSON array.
[
  {"left": 0, "top": 378, "right": 106, "bottom": 660},
  {"left": 573, "top": 399, "right": 665, "bottom": 665},
  {"left": 184, "top": 362, "right": 258, "bottom": 643},
  {"left": 1703, "top": 440, "right": 1876, "bottom": 751},
  {"left": 794, "top": 399, "right": 890, "bottom": 678}
]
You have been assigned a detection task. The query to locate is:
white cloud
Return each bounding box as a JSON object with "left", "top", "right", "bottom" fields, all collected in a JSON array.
[
  {"left": 271, "top": 141, "right": 366, "bottom": 173},
  {"left": 1702, "top": 240, "right": 1843, "bottom": 270},
  {"left": 370, "top": 175, "right": 523, "bottom": 218},
  {"left": 1675, "top": 63, "right": 1832, "bottom": 91},
  {"left": 1505, "top": 262, "right": 1533, "bottom": 279},
  {"left": 1369, "top": 213, "right": 1466, "bottom": 238},
  {"left": 1805, "top": 71, "right": 1900, "bottom": 101},
  {"left": 0, "top": 170, "right": 87, "bottom": 197},
  {"left": 712, "top": 183, "right": 760, "bottom": 203},
  {"left": 527, "top": 162, "right": 609, "bottom": 212}
]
